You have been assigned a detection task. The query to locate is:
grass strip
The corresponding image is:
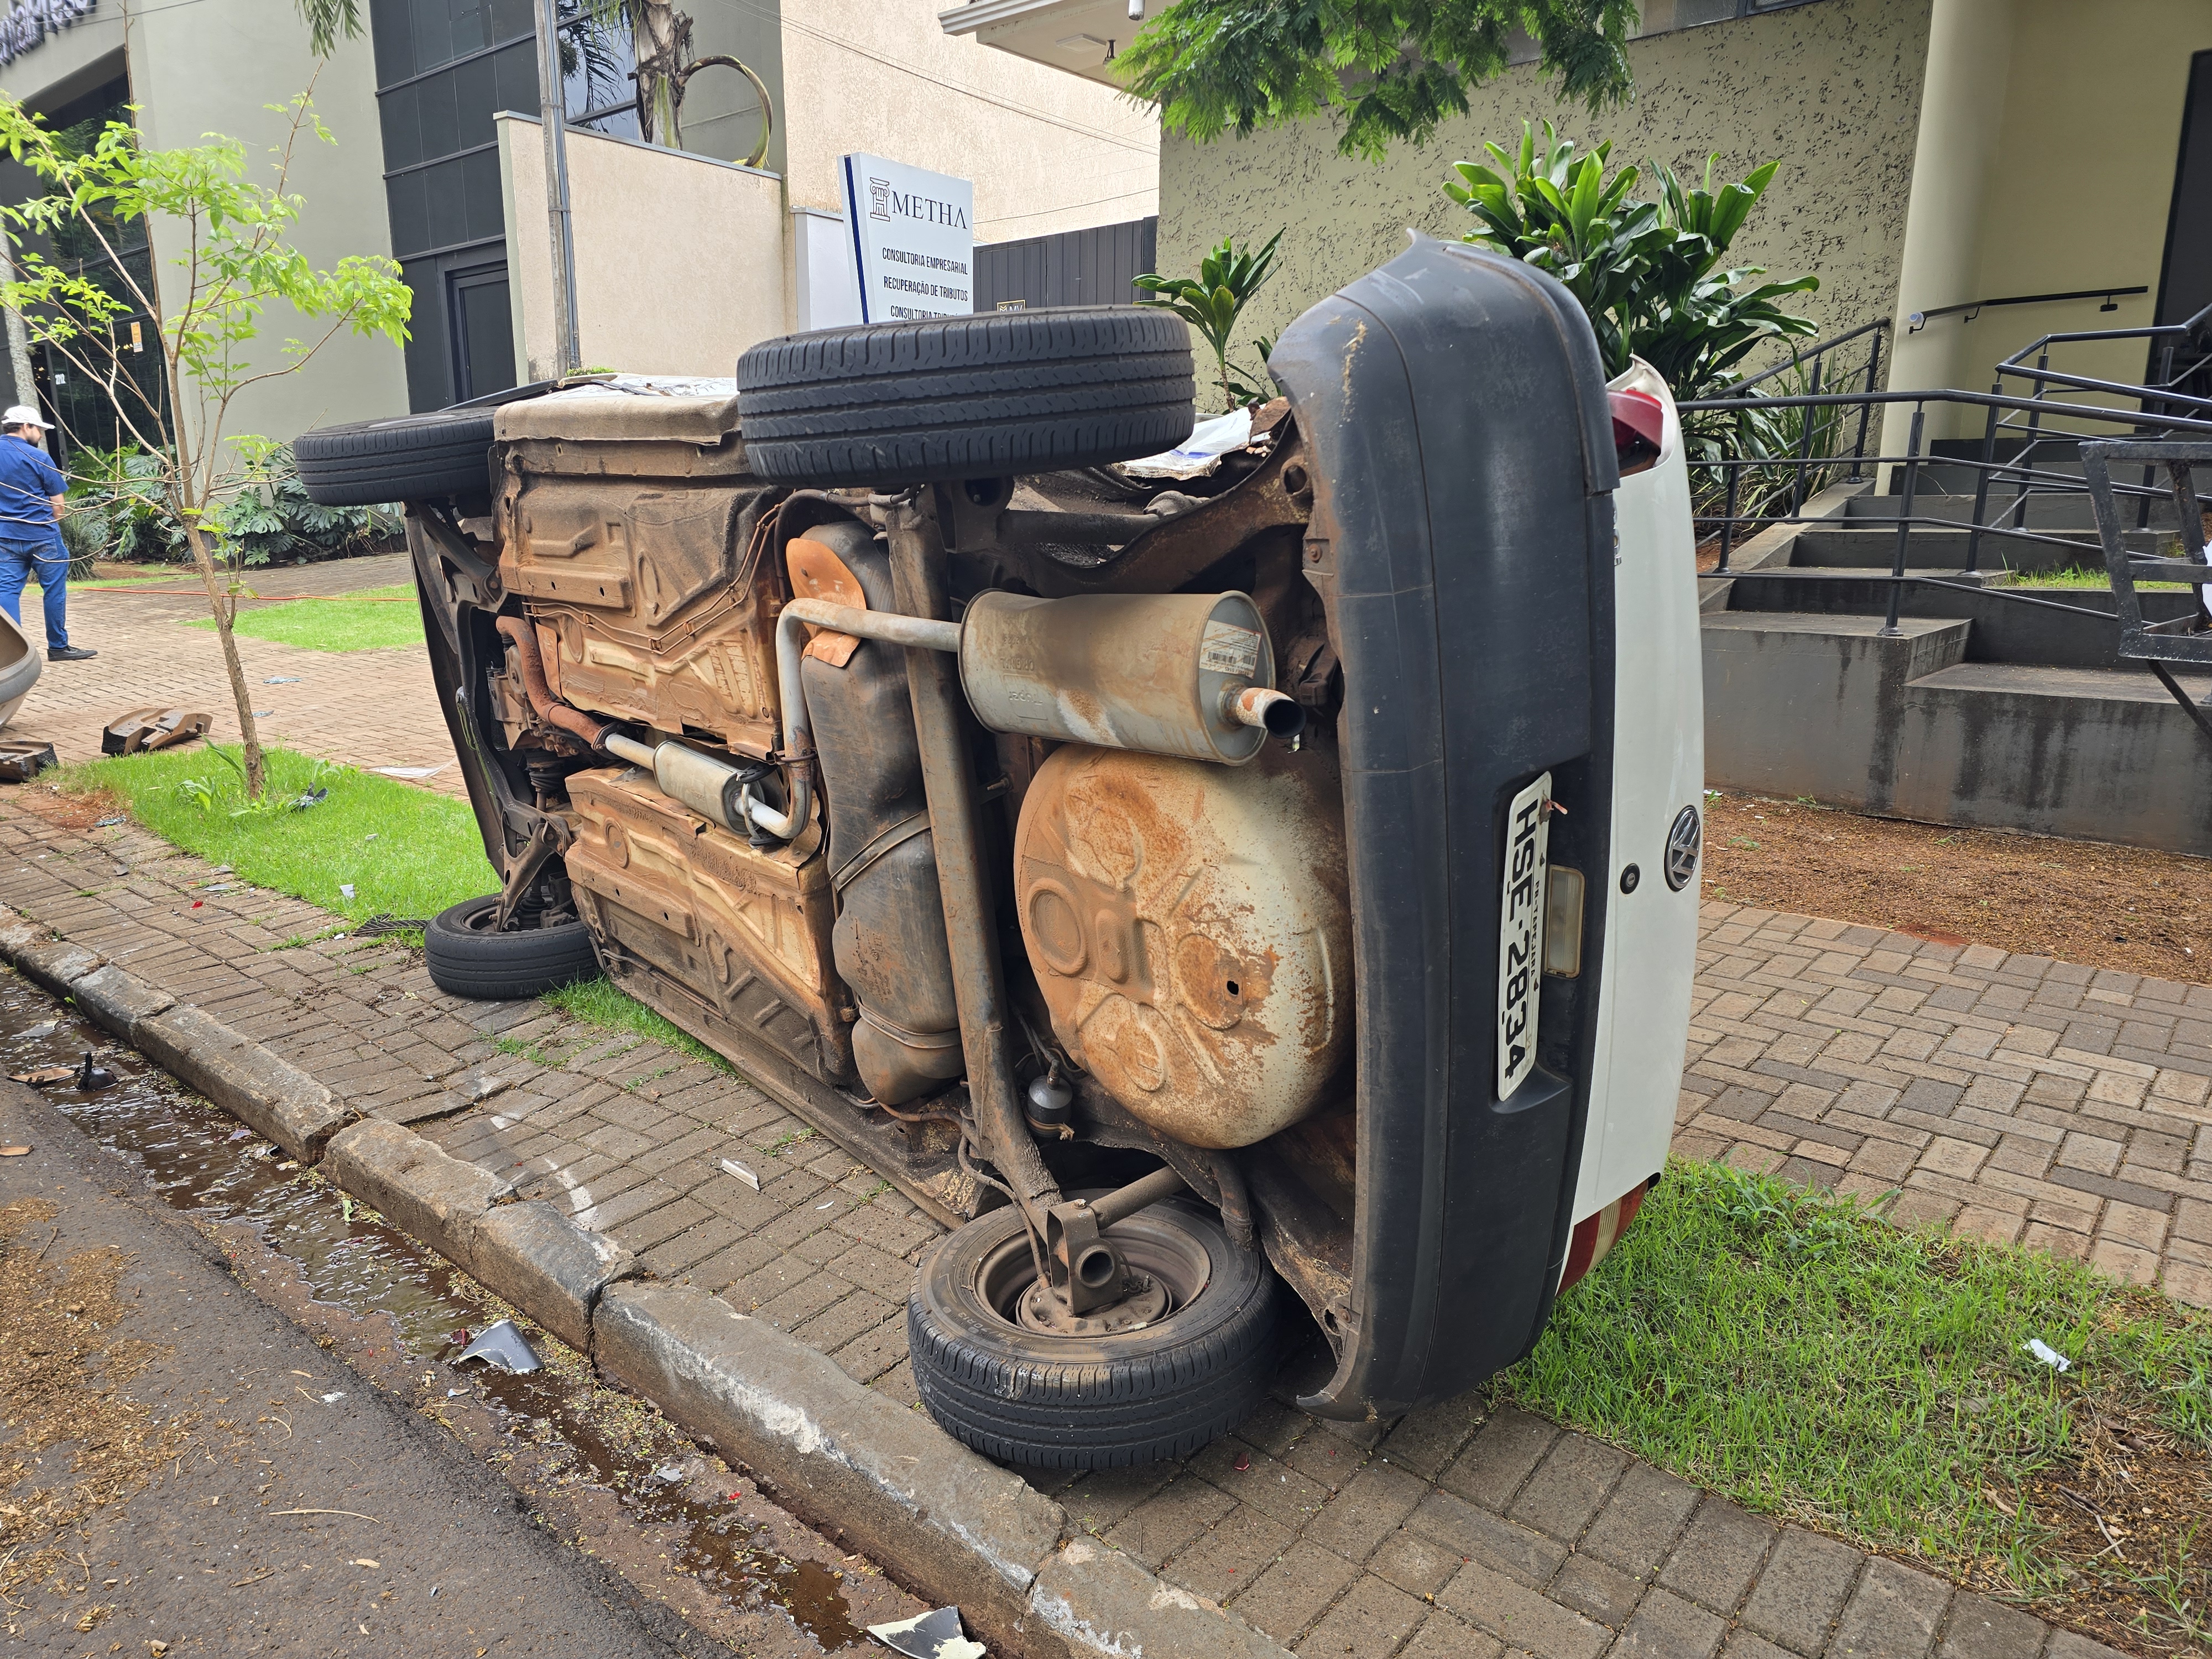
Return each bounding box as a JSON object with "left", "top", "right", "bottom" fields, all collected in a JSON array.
[
  {"left": 62, "top": 744, "right": 495, "bottom": 926},
  {"left": 2002, "top": 565, "right": 2192, "bottom": 591},
  {"left": 63, "top": 743, "right": 712, "bottom": 1062},
  {"left": 181, "top": 584, "right": 423, "bottom": 651},
  {"left": 1509, "top": 1160, "right": 2209, "bottom": 1644}
]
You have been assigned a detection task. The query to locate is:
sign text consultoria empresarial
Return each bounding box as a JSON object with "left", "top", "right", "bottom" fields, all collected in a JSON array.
[
  {"left": 1, "top": 0, "right": 95, "bottom": 67},
  {"left": 838, "top": 153, "right": 974, "bottom": 325}
]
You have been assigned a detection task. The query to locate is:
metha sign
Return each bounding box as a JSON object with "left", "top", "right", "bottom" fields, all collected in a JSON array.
[{"left": 838, "top": 154, "right": 974, "bottom": 325}]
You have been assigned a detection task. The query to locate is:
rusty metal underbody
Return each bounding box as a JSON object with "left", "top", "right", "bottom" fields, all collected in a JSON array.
[{"left": 477, "top": 395, "right": 1358, "bottom": 1340}]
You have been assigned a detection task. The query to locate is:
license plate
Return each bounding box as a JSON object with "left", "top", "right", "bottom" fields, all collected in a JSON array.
[{"left": 1498, "top": 771, "right": 1552, "bottom": 1100}]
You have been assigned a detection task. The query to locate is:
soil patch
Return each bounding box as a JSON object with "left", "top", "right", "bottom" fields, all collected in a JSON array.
[{"left": 1702, "top": 792, "right": 2211, "bottom": 982}]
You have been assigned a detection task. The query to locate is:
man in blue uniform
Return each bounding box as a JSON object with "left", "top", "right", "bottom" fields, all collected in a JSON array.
[{"left": 0, "top": 403, "right": 94, "bottom": 661}]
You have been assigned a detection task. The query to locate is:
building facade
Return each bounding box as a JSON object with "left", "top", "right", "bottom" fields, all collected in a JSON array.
[
  {"left": 0, "top": 0, "right": 1160, "bottom": 450},
  {"left": 951, "top": 0, "right": 2212, "bottom": 424}
]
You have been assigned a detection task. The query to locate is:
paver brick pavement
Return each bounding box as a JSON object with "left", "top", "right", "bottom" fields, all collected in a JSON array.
[{"left": 0, "top": 792, "right": 2178, "bottom": 1654}]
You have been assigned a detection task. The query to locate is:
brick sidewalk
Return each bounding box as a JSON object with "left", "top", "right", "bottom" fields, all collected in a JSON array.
[
  {"left": 11, "top": 552, "right": 465, "bottom": 794},
  {"left": 0, "top": 800, "right": 2172, "bottom": 1658},
  {"left": 1684, "top": 907, "right": 2212, "bottom": 1309}
]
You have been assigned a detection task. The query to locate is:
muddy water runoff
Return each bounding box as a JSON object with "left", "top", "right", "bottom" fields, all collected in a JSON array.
[{"left": 0, "top": 967, "right": 870, "bottom": 1651}]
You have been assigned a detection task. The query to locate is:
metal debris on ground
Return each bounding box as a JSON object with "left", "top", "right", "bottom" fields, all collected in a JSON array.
[
  {"left": 2024, "top": 1338, "right": 2074, "bottom": 1373},
  {"left": 92, "top": 815, "right": 125, "bottom": 826},
  {"left": 719, "top": 1158, "right": 761, "bottom": 1191},
  {"left": 75, "top": 1053, "right": 116, "bottom": 1089},
  {"left": 456, "top": 1319, "right": 544, "bottom": 1374},
  {"left": 868, "top": 1606, "right": 987, "bottom": 1659}
]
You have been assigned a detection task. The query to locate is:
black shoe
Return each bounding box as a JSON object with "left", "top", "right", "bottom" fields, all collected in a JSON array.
[{"left": 48, "top": 645, "right": 95, "bottom": 661}]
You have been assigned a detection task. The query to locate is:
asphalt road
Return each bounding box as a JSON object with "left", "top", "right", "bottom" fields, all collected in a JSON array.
[{"left": 0, "top": 1080, "right": 709, "bottom": 1659}]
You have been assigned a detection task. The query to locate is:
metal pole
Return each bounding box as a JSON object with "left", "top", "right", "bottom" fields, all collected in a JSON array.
[
  {"left": 881, "top": 497, "right": 1061, "bottom": 1234},
  {"left": 2141, "top": 341, "right": 2177, "bottom": 531},
  {"left": 535, "top": 0, "right": 582, "bottom": 378},
  {"left": 1715, "top": 462, "right": 1740, "bottom": 573},
  {"left": 2007, "top": 349, "right": 2050, "bottom": 539},
  {"left": 1882, "top": 405, "right": 1925, "bottom": 637},
  {"left": 1964, "top": 385, "right": 2000, "bottom": 575},
  {"left": 1849, "top": 325, "right": 1882, "bottom": 482},
  {"left": 1790, "top": 355, "right": 1823, "bottom": 517}
]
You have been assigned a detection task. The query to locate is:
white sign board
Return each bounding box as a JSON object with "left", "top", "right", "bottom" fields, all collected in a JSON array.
[{"left": 838, "top": 154, "right": 975, "bottom": 324}]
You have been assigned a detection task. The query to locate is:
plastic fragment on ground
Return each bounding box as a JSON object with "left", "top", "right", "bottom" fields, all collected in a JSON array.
[
  {"left": 339, "top": 883, "right": 356, "bottom": 899},
  {"left": 2023, "top": 1338, "right": 2073, "bottom": 1372},
  {"left": 1119, "top": 406, "right": 1254, "bottom": 481},
  {"left": 457, "top": 1318, "right": 544, "bottom": 1374},
  {"left": 867, "top": 1606, "right": 987, "bottom": 1659},
  {"left": 721, "top": 1158, "right": 761, "bottom": 1191}
]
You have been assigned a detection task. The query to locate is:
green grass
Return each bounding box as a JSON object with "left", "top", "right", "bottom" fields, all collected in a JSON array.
[
  {"left": 540, "top": 975, "right": 731, "bottom": 1073},
  {"left": 182, "top": 584, "right": 423, "bottom": 651},
  {"left": 2002, "top": 564, "right": 2192, "bottom": 591},
  {"left": 76, "top": 742, "right": 717, "bottom": 1065},
  {"left": 1509, "top": 1161, "right": 2211, "bottom": 1611},
  {"left": 64, "top": 744, "right": 494, "bottom": 926}
]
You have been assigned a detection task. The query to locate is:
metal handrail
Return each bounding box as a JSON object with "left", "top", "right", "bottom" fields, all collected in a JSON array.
[{"left": 1907, "top": 285, "right": 2147, "bottom": 332}]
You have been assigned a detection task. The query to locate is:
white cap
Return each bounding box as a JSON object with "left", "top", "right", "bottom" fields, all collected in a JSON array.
[{"left": 2, "top": 405, "right": 51, "bottom": 429}]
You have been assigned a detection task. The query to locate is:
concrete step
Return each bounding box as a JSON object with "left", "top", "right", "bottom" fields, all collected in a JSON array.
[
  {"left": 1841, "top": 492, "right": 2125, "bottom": 531},
  {"left": 1788, "top": 528, "right": 2095, "bottom": 572}
]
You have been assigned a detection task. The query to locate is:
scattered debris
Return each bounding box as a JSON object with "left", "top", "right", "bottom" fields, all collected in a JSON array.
[
  {"left": 0, "top": 739, "right": 56, "bottom": 782},
  {"left": 75, "top": 1053, "right": 116, "bottom": 1091},
  {"left": 11, "top": 1065, "right": 78, "bottom": 1086},
  {"left": 19, "top": 1019, "right": 55, "bottom": 1040},
  {"left": 293, "top": 787, "right": 328, "bottom": 810},
  {"left": 92, "top": 815, "right": 125, "bottom": 827},
  {"left": 868, "top": 1606, "right": 987, "bottom": 1659},
  {"left": 2024, "top": 1338, "right": 2074, "bottom": 1373},
  {"left": 720, "top": 1158, "right": 761, "bottom": 1191},
  {"left": 1120, "top": 406, "right": 1255, "bottom": 481},
  {"left": 339, "top": 883, "right": 356, "bottom": 899},
  {"left": 456, "top": 1319, "right": 542, "bottom": 1374},
  {"left": 0, "top": 1144, "right": 28, "bottom": 1156},
  {"left": 100, "top": 707, "right": 210, "bottom": 755},
  {"left": 264, "top": 676, "right": 301, "bottom": 685},
  {"left": 357, "top": 914, "right": 429, "bottom": 938},
  {"left": 371, "top": 763, "right": 448, "bottom": 780},
  {"left": 321, "top": 1391, "right": 347, "bottom": 1404}
]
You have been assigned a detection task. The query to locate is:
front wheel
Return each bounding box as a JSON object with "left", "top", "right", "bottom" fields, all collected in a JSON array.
[
  {"left": 424, "top": 896, "right": 601, "bottom": 1000},
  {"left": 907, "top": 1194, "right": 1280, "bottom": 1470}
]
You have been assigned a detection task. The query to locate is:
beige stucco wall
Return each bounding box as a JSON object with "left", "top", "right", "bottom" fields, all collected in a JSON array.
[
  {"left": 785, "top": 0, "right": 1157, "bottom": 246},
  {"left": 499, "top": 114, "right": 786, "bottom": 382},
  {"left": 0, "top": 1, "right": 405, "bottom": 448},
  {"left": 1886, "top": 0, "right": 2212, "bottom": 446},
  {"left": 1158, "top": 0, "right": 1933, "bottom": 410}
]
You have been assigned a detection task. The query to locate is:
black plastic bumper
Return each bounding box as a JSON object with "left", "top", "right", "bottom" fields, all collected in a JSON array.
[{"left": 1271, "top": 238, "right": 1620, "bottom": 1420}]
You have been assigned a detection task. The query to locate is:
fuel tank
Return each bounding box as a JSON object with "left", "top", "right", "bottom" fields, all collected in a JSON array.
[
  {"left": 1012, "top": 742, "right": 1353, "bottom": 1148},
  {"left": 793, "top": 521, "right": 965, "bottom": 1104}
]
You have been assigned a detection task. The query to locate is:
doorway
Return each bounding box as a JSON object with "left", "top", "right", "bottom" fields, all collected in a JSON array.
[
  {"left": 2153, "top": 49, "right": 2212, "bottom": 392},
  {"left": 447, "top": 263, "right": 517, "bottom": 404}
]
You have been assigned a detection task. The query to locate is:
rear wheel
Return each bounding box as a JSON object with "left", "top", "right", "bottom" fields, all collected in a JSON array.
[
  {"left": 296, "top": 406, "right": 498, "bottom": 510},
  {"left": 735, "top": 307, "right": 1196, "bottom": 486},
  {"left": 424, "top": 896, "right": 600, "bottom": 1000},
  {"left": 907, "top": 1194, "right": 1280, "bottom": 1470}
]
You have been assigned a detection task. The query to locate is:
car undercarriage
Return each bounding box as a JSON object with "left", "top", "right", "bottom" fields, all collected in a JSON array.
[{"left": 299, "top": 238, "right": 1703, "bottom": 1469}]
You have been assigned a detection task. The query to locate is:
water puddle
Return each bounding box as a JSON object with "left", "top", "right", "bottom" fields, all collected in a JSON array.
[{"left": 0, "top": 967, "right": 868, "bottom": 1651}]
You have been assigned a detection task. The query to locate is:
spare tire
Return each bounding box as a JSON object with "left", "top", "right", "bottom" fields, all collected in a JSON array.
[
  {"left": 735, "top": 307, "right": 1195, "bottom": 486},
  {"left": 424, "top": 896, "right": 601, "bottom": 1000},
  {"left": 296, "top": 406, "right": 498, "bottom": 509}
]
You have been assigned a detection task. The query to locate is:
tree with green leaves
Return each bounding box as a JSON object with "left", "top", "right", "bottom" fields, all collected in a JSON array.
[
  {"left": 0, "top": 87, "right": 412, "bottom": 800},
  {"left": 1135, "top": 228, "right": 1286, "bottom": 413},
  {"left": 1117, "top": 0, "right": 1638, "bottom": 162},
  {"left": 1444, "top": 122, "right": 1816, "bottom": 395}
]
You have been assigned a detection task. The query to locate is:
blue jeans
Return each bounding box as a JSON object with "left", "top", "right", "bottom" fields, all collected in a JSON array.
[{"left": 0, "top": 529, "right": 67, "bottom": 651}]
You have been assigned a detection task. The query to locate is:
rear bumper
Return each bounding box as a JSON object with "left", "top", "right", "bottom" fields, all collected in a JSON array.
[{"left": 1271, "top": 239, "right": 1630, "bottom": 1420}]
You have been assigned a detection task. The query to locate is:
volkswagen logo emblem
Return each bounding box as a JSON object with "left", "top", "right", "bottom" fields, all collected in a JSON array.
[{"left": 1663, "top": 805, "right": 1702, "bottom": 891}]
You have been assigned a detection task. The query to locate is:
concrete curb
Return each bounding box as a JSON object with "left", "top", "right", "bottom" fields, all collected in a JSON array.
[{"left": 0, "top": 903, "right": 1290, "bottom": 1659}]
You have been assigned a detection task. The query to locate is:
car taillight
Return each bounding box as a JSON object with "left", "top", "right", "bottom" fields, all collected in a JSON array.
[{"left": 1559, "top": 1181, "right": 1651, "bottom": 1292}]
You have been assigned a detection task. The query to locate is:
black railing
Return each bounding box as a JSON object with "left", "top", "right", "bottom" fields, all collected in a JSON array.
[{"left": 1906, "top": 285, "right": 2149, "bottom": 332}]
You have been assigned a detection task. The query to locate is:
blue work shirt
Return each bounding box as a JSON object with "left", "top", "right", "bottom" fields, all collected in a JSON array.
[{"left": 0, "top": 434, "right": 64, "bottom": 537}]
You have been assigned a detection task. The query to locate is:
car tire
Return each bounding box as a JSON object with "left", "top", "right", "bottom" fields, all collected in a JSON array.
[
  {"left": 295, "top": 406, "right": 498, "bottom": 509},
  {"left": 424, "top": 896, "right": 601, "bottom": 1000},
  {"left": 907, "top": 1193, "right": 1280, "bottom": 1470},
  {"left": 735, "top": 307, "right": 1196, "bottom": 486}
]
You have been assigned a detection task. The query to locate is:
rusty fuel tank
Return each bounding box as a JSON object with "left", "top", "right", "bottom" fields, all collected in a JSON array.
[
  {"left": 959, "top": 591, "right": 1301, "bottom": 765},
  {"left": 1012, "top": 741, "right": 1353, "bottom": 1149}
]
